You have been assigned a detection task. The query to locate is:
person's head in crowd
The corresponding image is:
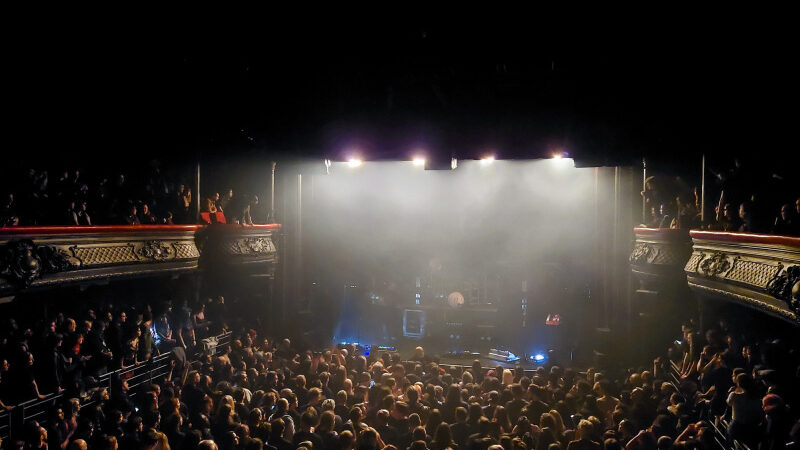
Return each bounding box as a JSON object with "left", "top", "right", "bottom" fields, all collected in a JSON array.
[
  {"left": 198, "top": 440, "right": 219, "bottom": 450},
  {"left": 339, "top": 430, "right": 355, "bottom": 450},
  {"left": 656, "top": 436, "right": 672, "bottom": 450},
  {"left": 723, "top": 203, "right": 735, "bottom": 220},
  {"left": 617, "top": 419, "right": 635, "bottom": 442},
  {"left": 780, "top": 204, "right": 791, "bottom": 221},
  {"left": 433, "top": 422, "right": 455, "bottom": 446},
  {"left": 68, "top": 439, "right": 88, "bottom": 450},
  {"left": 454, "top": 406, "right": 467, "bottom": 424},
  {"left": 575, "top": 419, "right": 594, "bottom": 441},
  {"left": 740, "top": 201, "right": 752, "bottom": 220},
  {"left": 735, "top": 373, "right": 755, "bottom": 393}
]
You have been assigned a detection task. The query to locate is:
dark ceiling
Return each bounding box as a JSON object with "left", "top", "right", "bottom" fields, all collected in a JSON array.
[{"left": 7, "top": 14, "right": 798, "bottom": 170}]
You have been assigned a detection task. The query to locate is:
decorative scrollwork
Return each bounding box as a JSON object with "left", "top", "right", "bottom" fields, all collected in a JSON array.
[
  {"left": 629, "top": 242, "right": 651, "bottom": 265},
  {"left": 767, "top": 265, "right": 800, "bottom": 313},
  {"left": 37, "top": 245, "right": 80, "bottom": 273},
  {"left": 138, "top": 241, "right": 175, "bottom": 260},
  {"left": 699, "top": 252, "right": 731, "bottom": 277},
  {"left": 0, "top": 239, "right": 78, "bottom": 288},
  {"left": 232, "top": 237, "right": 274, "bottom": 256}
]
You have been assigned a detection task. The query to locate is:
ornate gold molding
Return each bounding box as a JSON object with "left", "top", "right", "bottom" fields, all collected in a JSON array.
[
  {"left": 0, "top": 225, "right": 279, "bottom": 293},
  {"left": 688, "top": 281, "right": 798, "bottom": 322},
  {"left": 65, "top": 240, "right": 198, "bottom": 267},
  {"left": 687, "top": 232, "right": 800, "bottom": 318},
  {"left": 0, "top": 235, "right": 200, "bottom": 292},
  {"left": 629, "top": 242, "right": 687, "bottom": 266},
  {"left": 629, "top": 242, "right": 651, "bottom": 265},
  {"left": 224, "top": 236, "right": 277, "bottom": 257},
  {"left": 698, "top": 252, "right": 732, "bottom": 277}
]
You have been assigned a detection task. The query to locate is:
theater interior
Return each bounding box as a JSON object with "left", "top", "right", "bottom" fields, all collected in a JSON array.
[{"left": 1, "top": 15, "right": 799, "bottom": 450}]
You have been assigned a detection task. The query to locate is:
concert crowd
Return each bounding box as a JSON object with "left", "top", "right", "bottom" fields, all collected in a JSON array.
[{"left": 2, "top": 289, "right": 800, "bottom": 450}]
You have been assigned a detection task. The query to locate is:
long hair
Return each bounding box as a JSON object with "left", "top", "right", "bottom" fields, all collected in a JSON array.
[
  {"left": 493, "top": 406, "right": 512, "bottom": 433},
  {"left": 433, "top": 422, "right": 455, "bottom": 447},
  {"left": 548, "top": 409, "right": 565, "bottom": 438},
  {"left": 215, "top": 404, "right": 234, "bottom": 426},
  {"left": 318, "top": 410, "right": 335, "bottom": 433},
  {"left": 426, "top": 409, "right": 443, "bottom": 436},
  {"left": 445, "top": 385, "right": 461, "bottom": 405}
]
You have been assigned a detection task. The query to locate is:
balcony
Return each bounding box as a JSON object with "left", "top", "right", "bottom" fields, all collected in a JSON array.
[
  {"left": 0, "top": 224, "right": 280, "bottom": 295},
  {"left": 686, "top": 231, "right": 800, "bottom": 323},
  {"left": 630, "top": 227, "right": 693, "bottom": 288}
]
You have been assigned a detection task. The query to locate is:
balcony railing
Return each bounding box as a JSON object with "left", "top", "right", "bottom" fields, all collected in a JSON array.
[
  {"left": 630, "top": 227, "right": 800, "bottom": 323},
  {"left": 0, "top": 224, "right": 280, "bottom": 294},
  {"left": 630, "top": 228, "right": 693, "bottom": 287},
  {"left": 686, "top": 231, "right": 800, "bottom": 322}
]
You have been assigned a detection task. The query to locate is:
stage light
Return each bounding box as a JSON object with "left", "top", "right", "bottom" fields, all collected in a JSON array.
[
  {"left": 550, "top": 155, "right": 575, "bottom": 169},
  {"left": 412, "top": 157, "right": 426, "bottom": 166},
  {"left": 480, "top": 156, "right": 495, "bottom": 165},
  {"left": 528, "top": 353, "right": 547, "bottom": 363},
  {"left": 347, "top": 158, "right": 363, "bottom": 168}
]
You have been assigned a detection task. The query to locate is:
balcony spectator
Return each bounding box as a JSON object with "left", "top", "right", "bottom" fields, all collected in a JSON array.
[
  {"left": 139, "top": 204, "right": 158, "bottom": 225},
  {"left": 202, "top": 198, "right": 218, "bottom": 215},
  {"left": 124, "top": 205, "right": 140, "bottom": 225},
  {"left": 235, "top": 195, "right": 259, "bottom": 226},
  {"left": 175, "top": 184, "right": 189, "bottom": 223},
  {"left": 219, "top": 189, "right": 234, "bottom": 212},
  {"left": 182, "top": 188, "right": 193, "bottom": 222},
  {"left": 1, "top": 193, "right": 17, "bottom": 227},
  {"left": 772, "top": 203, "right": 797, "bottom": 236},
  {"left": 673, "top": 192, "right": 700, "bottom": 229},
  {"left": 212, "top": 192, "right": 223, "bottom": 212},
  {"left": 251, "top": 195, "right": 269, "bottom": 224},
  {"left": 161, "top": 211, "right": 175, "bottom": 225},
  {"left": 714, "top": 203, "right": 741, "bottom": 232},
  {"left": 55, "top": 171, "right": 71, "bottom": 200},
  {"left": 66, "top": 201, "right": 79, "bottom": 225},
  {"left": 645, "top": 206, "right": 662, "bottom": 228},
  {"left": 738, "top": 202, "right": 758, "bottom": 233},
  {"left": 656, "top": 204, "right": 673, "bottom": 229},
  {"left": 75, "top": 202, "right": 91, "bottom": 226}
]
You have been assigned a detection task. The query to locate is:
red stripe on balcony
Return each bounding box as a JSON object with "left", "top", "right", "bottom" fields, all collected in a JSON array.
[
  {"left": 689, "top": 230, "right": 800, "bottom": 248},
  {"left": 0, "top": 223, "right": 281, "bottom": 236}
]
